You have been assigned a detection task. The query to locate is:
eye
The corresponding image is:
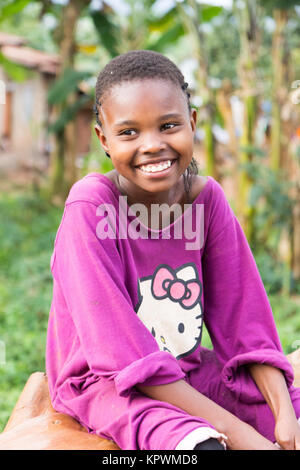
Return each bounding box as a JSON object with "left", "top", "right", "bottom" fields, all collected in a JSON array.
[
  {"left": 178, "top": 323, "right": 185, "bottom": 333},
  {"left": 119, "top": 129, "right": 137, "bottom": 136},
  {"left": 161, "top": 122, "right": 177, "bottom": 131},
  {"left": 151, "top": 327, "right": 156, "bottom": 337}
]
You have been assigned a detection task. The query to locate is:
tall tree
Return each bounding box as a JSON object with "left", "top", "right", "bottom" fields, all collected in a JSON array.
[
  {"left": 175, "top": 0, "right": 223, "bottom": 180},
  {"left": 48, "top": 0, "right": 91, "bottom": 201},
  {"left": 270, "top": 8, "right": 288, "bottom": 173},
  {"left": 261, "top": 0, "right": 300, "bottom": 289},
  {"left": 233, "top": 0, "right": 260, "bottom": 242}
]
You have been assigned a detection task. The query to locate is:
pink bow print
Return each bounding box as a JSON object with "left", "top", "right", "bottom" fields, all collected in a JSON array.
[{"left": 151, "top": 265, "right": 201, "bottom": 309}]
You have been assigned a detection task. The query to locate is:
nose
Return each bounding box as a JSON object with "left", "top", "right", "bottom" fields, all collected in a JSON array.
[{"left": 139, "top": 131, "right": 166, "bottom": 154}]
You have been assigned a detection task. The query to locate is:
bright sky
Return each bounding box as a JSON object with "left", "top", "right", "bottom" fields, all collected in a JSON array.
[
  {"left": 53, "top": 0, "right": 233, "bottom": 14},
  {"left": 196, "top": 0, "right": 232, "bottom": 6},
  {"left": 100, "top": 0, "right": 233, "bottom": 16},
  {"left": 53, "top": 0, "right": 233, "bottom": 7}
]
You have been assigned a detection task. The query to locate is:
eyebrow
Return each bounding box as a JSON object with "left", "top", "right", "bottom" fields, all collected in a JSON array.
[{"left": 114, "top": 113, "right": 183, "bottom": 128}]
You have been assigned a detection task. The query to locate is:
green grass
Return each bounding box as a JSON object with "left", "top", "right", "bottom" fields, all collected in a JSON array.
[
  {"left": 0, "top": 190, "right": 299, "bottom": 432},
  {"left": 0, "top": 191, "right": 63, "bottom": 432}
]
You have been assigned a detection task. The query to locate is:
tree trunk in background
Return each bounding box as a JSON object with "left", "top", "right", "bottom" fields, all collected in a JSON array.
[
  {"left": 49, "top": 0, "right": 87, "bottom": 201},
  {"left": 292, "top": 183, "right": 300, "bottom": 283},
  {"left": 216, "top": 78, "right": 240, "bottom": 205},
  {"left": 283, "top": 98, "right": 300, "bottom": 286},
  {"left": 270, "top": 9, "right": 288, "bottom": 173},
  {"left": 270, "top": 8, "right": 297, "bottom": 293},
  {"left": 235, "top": 0, "right": 259, "bottom": 244},
  {"left": 178, "top": 0, "right": 218, "bottom": 180}
]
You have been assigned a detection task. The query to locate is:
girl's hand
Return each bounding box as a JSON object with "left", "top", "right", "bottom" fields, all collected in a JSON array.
[
  {"left": 275, "top": 415, "right": 300, "bottom": 450},
  {"left": 247, "top": 364, "right": 300, "bottom": 449}
]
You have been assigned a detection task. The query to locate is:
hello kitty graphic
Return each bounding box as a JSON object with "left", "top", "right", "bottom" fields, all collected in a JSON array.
[{"left": 135, "top": 263, "right": 203, "bottom": 360}]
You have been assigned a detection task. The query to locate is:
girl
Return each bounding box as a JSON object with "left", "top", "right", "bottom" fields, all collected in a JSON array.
[{"left": 46, "top": 50, "right": 300, "bottom": 450}]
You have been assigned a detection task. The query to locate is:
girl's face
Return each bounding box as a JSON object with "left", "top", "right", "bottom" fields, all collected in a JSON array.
[{"left": 95, "top": 79, "right": 197, "bottom": 201}]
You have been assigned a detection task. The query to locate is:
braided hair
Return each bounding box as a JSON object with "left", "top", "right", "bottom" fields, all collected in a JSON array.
[{"left": 93, "top": 50, "right": 198, "bottom": 201}]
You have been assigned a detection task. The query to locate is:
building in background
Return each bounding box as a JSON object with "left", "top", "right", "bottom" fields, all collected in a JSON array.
[{"left": 0, "top": 31, "right": 92, "bottom": 175}]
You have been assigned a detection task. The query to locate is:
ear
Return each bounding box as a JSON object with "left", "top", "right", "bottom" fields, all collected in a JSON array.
[
  {"left": 190, "top": 108, "right": 197, "bottom": 134},
  {"left": 94, "top": 124, "right": 110, "bottom": 155}
]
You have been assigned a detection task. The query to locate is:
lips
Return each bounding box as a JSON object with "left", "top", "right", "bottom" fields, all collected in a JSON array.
[
  {"left": 137, "top": 159, "right": 178, "bottom": 175},
  {"left": 135, "top": 158, "right": 177, "bottom": 168}
]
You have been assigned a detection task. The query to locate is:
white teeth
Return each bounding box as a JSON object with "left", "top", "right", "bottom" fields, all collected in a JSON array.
[{"left": 140, "top": 160, "right": 172, "bottom": 173}]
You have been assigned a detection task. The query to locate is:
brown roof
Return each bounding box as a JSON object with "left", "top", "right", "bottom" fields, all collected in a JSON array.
[
  {"left": 1, "top": 45, "right": 61, "bottom": 75},
  {"left": 0, "top": 31, "right": 27, "bottom": 47}
]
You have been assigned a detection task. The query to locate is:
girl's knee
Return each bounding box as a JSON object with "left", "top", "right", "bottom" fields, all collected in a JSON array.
[{"left": 194, "top": 438, "right": 225, "bottom": 450}]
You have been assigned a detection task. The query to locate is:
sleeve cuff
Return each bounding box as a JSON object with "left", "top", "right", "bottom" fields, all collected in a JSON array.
[
  {"left": 114, "top": 351, "right": 186, "bottom": 397},
  {"left": 175, "top": 427, "right": 227, "bottom": 450},
  {"left": 221, "top": 348, "right": 295, "bottom": 404}
]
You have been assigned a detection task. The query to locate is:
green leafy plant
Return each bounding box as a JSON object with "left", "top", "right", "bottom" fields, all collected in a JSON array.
[{"left": 238, "top": 150, "right": 296, "bottom": 294}]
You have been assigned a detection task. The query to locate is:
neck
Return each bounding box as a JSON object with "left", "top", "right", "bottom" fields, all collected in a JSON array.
[
  {"left": 116, "top": 172, "right": 193, "bottom": 230},
  {"left": 117, "top": 173, "right": 187, "bottom": 209}
]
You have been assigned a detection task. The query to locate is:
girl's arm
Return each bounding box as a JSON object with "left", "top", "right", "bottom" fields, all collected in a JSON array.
[
  {"left": 247, "top": 364, "right": 300, "bottom": 449},
  {"left": 137, "top": 379, "right": 278, "bottom": 450}
]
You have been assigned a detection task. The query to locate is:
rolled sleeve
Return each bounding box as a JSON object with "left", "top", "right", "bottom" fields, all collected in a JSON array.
[
  {"left": 115, "top": 351, "right": 185, "bottom": 397},
  {"left": 222, "top": 349, "right": 295, "bottom": 403}
]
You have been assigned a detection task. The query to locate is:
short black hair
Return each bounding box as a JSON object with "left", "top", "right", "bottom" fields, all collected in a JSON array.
[
  {"left": 93, "top": 49, "right": 191, "bottom": 127},
  {"left": 93, "top": 50, "right": 198, "bottom": 200}
]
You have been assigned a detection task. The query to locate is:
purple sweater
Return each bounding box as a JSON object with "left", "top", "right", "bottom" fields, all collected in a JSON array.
[{"left": 46, "top": 173, "right": 294, "bottom": 417}]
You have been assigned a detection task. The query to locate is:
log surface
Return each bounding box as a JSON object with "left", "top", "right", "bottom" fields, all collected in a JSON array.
[{"left": 0, "top": 372, "right": 119, "bottom": 450}]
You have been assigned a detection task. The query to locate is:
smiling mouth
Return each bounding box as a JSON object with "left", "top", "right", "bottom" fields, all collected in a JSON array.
[{"left": 136, "top": 159, "right": 177, "bottom": 175}]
